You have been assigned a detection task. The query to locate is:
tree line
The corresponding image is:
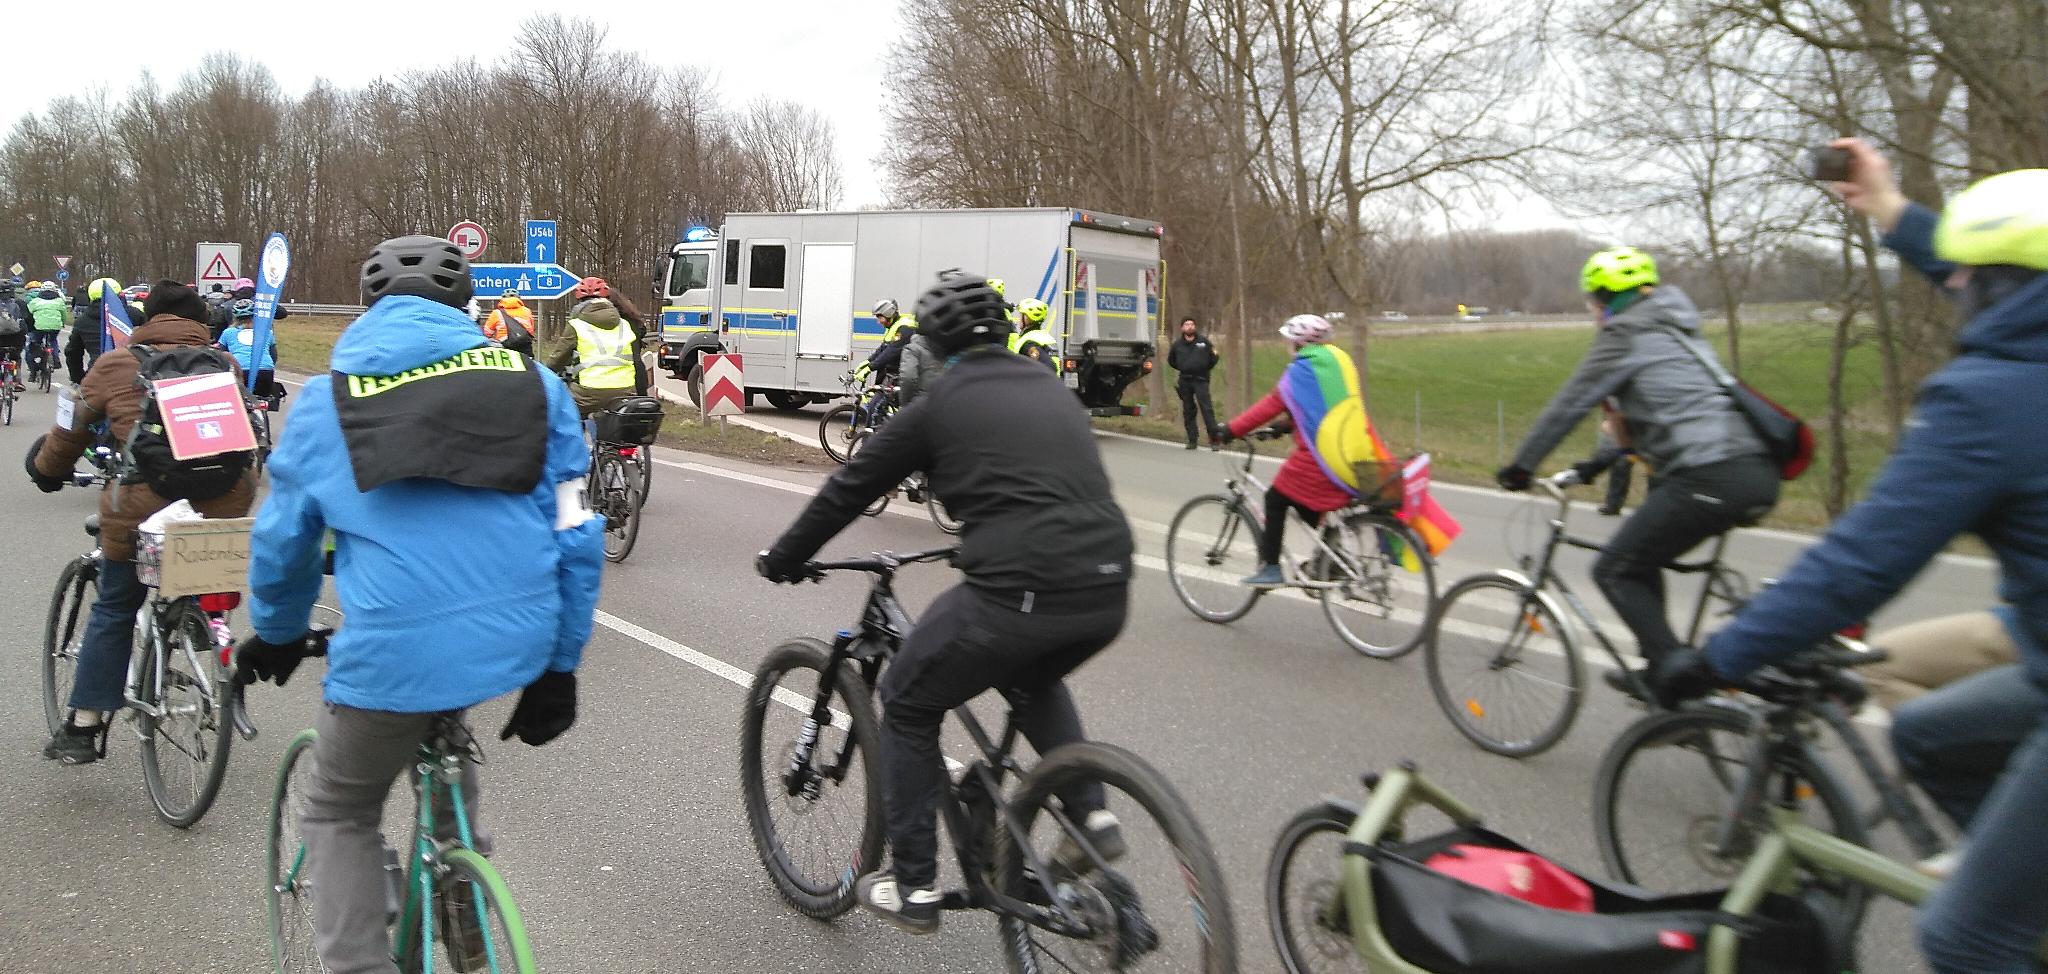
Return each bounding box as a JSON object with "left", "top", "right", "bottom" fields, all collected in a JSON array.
[{"left": 0, "top": 15, "right": 841, "bottom": 308}]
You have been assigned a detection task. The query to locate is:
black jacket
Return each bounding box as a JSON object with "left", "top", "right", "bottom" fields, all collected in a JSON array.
[
  {"left": 1168, "top": 333, "right": 1218, "bottom": 381},
  {"left": 769, "top": 347, "right": 1133, "bottom": 593}
]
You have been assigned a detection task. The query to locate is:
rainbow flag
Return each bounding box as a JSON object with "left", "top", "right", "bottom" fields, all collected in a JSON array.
[{"left": 1276, "top": 344, "right": 1460, "bottom": 569}]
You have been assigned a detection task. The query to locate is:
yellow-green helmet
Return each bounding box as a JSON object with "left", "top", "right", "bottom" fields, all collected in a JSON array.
[
  {"left": 987, "top": 277, "right": 1006, "bottom": 297},
  {"left": 25, "top": 280, "right": 41, "bottom": 289},
  {"left": 1018, "top": 298, "right": 1049, "bottom": 324},
  {"left": 1581, "top": 247, "right": 1659, "bottom": 295},
  {"left": 1935, "top": 169, "right": 2048, "bottom": 271},
  {"left": 88, "top": 277, "right": 122, "bottom": 300}
]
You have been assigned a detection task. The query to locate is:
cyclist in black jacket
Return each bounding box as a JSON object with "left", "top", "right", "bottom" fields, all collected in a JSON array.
[{"left": 758, "top": 274, "right": 1135, "bottom": 935}]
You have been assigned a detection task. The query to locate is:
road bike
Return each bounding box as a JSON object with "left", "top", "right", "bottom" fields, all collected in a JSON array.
[
  {"left": 42, "top": 514, "right": 253, "bottom": 827},
  {"left": 263, "top": 636, "right": 535, "bottom": 974},
  {"left": 818, "top": 373, "right": 896, "bottom": 463},
  {"left": 1, "top": 356, "right": 17, "bottom": 425},
  {"left": 740, "top": 545, "right": 1240, "bottom": 972},
  {"left": 1420, "top": 470, "right": 1751, "bottom": 757},
  {"left": 1592, "top": 642, "right": 1948, "bottom": 903},
  {"left": 1165, "top": 429, "right": 1439, "bottom": 659}
]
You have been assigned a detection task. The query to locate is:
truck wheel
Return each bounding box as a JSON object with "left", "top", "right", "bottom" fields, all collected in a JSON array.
[
  {"left": 686, "top": 362, "right": 705, "bottom": 408},
  {"left": 763, "top": 391, "right": 808, "bottom": 412}
]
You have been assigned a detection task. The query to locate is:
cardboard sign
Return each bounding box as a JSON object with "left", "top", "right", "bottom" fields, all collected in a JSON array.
[
  {"left": 158, "top": 517, "right": 255, "bottom": 599},
  {"left": 154, "top": 372, "right": 258, "bottom": 459}
]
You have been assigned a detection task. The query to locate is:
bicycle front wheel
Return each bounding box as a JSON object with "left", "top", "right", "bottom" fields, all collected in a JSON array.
[
  {"left": 739, "top": 638, "right": 885, "bottom": 919},
  {"left": 1318, "top": 515, "right": 1436, "bottom": 660},
  {"left": 818, "top": 404, "right": 858, "bottom": 462},
  {"left": 425, "top": 848, "right": 537, "bottom": 974},
  {"left": 599, "top": 454, "right": 643, "bottom": 563},
  {"left": 43, "top": 556, "right": 97, "bottom": 736},
  {"left": 140, "top": 601, "right": 236, "bottom": 828},
  {"left": 1423, "top": 574, "right": 1582, "bottom": 758},
  {"left": 268, "top": 729, "right": 321, "bottom": 974},
  {"left": 1594, "top": 704, "right": 1866, "bottom": 894},
  {"left": 1165, "top": 494, "right": 1263, "bottom": 623},
  {"left": 1267, "top": 802, "right": 1366, "bottom": 974},
  {"left": 996, "top": 741, "right": 1239, "bottom": 974}
]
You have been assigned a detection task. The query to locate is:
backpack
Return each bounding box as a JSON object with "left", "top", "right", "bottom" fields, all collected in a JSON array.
[
  {"left": 0, "top": 299, "right": 20, "bottom": 336},
  {"left": 121, "top": 344, "right": 255, "bottom": 502}
]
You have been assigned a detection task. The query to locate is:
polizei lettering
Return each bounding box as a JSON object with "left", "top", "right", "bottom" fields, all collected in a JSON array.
[{"left": 346, "top": 347, "right": 528, "bottom": 399}]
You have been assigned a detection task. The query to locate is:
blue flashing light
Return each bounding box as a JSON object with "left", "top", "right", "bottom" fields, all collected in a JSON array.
[{"left": 682, "top": 226, "right": 714, "bottom": 242}]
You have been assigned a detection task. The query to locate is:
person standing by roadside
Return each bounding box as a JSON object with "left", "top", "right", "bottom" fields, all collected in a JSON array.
[{"left": 1169, "top": 316, "right": 1220, "bottom": 450}]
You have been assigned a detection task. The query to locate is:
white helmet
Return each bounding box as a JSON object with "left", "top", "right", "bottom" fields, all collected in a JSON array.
[
  {"left": 1279, "top": 313, "right": 1333, "bottom": 343},
  {"left": 873, "top": 298, "right": 899, "bottom": 319}
]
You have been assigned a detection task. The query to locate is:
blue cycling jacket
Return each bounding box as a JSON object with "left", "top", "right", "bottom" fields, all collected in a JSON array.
[
  {"left": 248, "top": 295, "right": 606, "bottom": 713},
  {"left": 1708, "top": 204, "right": 2048, "bottom": 690}
]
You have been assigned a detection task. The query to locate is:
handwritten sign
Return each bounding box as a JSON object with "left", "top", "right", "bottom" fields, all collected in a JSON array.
[{"left": 158, "top": 517, "right": 255, "bottom": 598}]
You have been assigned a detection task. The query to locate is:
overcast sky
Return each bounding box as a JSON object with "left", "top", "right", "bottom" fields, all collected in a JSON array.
[{"left": 9, "top": 0, "right": 900, "bottom": 207}]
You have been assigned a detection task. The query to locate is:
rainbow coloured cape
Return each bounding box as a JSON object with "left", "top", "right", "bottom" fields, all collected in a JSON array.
[{"left": 1277, "top": 344, "right": 1461, "bottom": 568}]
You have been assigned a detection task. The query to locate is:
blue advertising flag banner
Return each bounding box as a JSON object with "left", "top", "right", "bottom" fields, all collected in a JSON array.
[
  {"left": 101, "top": 290, "right": 135, "bottom": 353},
  {"left": 249, "top": 233, "right": 290, "bottom": 390}
]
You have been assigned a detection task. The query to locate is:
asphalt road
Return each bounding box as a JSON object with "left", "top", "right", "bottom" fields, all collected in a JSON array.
[{"left": 2, "top": 375, "right": 1974, "bottom": 973}]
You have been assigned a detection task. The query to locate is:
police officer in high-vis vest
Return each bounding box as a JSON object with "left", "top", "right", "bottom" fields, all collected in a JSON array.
[
  {"left": 1006, "top": 298, "right": 1059, "bottom": 373},
  {"left": 542, "top": 294, "right": 639, "bottom": 416}
]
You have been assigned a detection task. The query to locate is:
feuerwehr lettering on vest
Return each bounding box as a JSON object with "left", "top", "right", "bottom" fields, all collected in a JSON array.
[{"left": 347, "top": 346, "right": 527, "bottom": 398}]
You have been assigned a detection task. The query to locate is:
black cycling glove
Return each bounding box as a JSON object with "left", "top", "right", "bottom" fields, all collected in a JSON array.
[
  {"left": 26, "top": 436, "right": 63, "bottom": 493},
  {"left": 236, "top": 633, "right": 311, "bottom": 687},
  {"left": 1647, "top": 648, "right": 1723, "bottom": 710},
  {"left": 500, "top": 670, "right": 577, "bottom": 747}
]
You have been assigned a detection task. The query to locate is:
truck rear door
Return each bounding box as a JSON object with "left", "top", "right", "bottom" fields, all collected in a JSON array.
[{"left": 735, "top": 237, "right": 794, "bottom": 389}]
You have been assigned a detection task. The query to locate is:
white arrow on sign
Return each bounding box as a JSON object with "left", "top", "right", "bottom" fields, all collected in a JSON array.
[{"left": 702, "top": 353, "right": 746, "bottom": 417}]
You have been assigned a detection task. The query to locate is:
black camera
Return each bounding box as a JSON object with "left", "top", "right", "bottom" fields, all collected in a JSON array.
[{"left": 1804, "top": 146, "right": 1851, "bottom": 182}]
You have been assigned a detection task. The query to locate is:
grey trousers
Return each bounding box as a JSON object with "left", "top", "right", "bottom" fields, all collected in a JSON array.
[{"left": 303, "top": 704, "right": 490, "bottom": 974}]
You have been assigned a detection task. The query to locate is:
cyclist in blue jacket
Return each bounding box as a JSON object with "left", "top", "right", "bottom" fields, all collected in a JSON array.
[
  {"left": 1656, "top": 140, "right": 2048, "bottom": 974},
  {"left": 237, "top": 235, "right": 606, "bottom": 974}
]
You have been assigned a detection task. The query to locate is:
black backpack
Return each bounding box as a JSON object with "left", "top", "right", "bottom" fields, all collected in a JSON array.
[
  {"left": 122, "top": 344, "right": 254, "bottom": 502},
  {"left": 0, "top": 298, "right": 21, "bottom": 336}
]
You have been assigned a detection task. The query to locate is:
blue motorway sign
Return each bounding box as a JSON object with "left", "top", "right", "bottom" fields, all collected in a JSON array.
[
  {"left": 526, "top": 220, "right": 557, "bottom": 264},
  {"left": 471, "top": 263, "right": 580, "bottom": 300}
]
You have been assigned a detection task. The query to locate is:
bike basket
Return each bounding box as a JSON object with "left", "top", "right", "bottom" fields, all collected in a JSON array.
[
  {"left": 595, "top": 396, "right": 665, "bottom": 445},
  {"left": 134, "top": 529, "right": 166, "bottom": 588},
  {"left": 1366, "top": 826, "right": 1848, "bottom": 974},
  {"left": 1352, "top": 457, "right": 1406, "bottom": 511}
]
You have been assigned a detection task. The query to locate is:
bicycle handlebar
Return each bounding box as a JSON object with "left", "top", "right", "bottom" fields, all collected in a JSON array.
[{"left": 807, "top": 545, "right": 960, "bottom": 576}]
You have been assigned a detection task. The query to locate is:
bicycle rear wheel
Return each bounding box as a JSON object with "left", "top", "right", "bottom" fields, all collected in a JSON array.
[
  {"left": 1594, "top": 705, "right": 1866, "bottom": 895},
  {"left": 2, "top": 388, "right": 12, "bottom": 425},
  {"left": 1317, "top": 515, "right": 1436, "bottom": 660},
  {"left": 267, "top": 729, "right": 321, "bottom": 974},
  {"left": 140, "top": 600, "right": 236, "bottom": 828},
  {"left": 996, "top": 741, "right": 1239, "bottom": 974},
  {"left": 599, "top": 454, "right": 642, "bottom": 563},
  {"left": 739, "top": 638, "right": 885, "bottom": 919},
  {"left": 1267, "top": 802, "right": 1367, "bottom": 974},
  {"left": 1165, "top": 494, "right": 1263, "bottom": 623},
  {"left": 635, "top": 444, "right": 654, "bottom": 500},
  {"left": 43, "top": 556, "right": 96, "bottom": 736},
  {"left": 1423, "top": 574, "right": 1582, "bottom": 757},
  {"left": 818, "top": 404, "right": 858, "bottom": 463}
]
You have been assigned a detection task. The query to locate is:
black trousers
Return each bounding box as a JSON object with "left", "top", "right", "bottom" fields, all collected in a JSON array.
[
  {"left": 1178, "top": 378, "right": 1217, "bottom": 446},
  {"left": 1260, "top": 487, "right": 1320, "bottom": 566},
  {"left": 878, "top": 582, "right": 1128, "bottom": 888},
  {"left": 1605, "top": 458, "right": 1634, "bottom": 510},
  {"left": 1594, "top": 455, "right": 1779, "bottom": 666}
]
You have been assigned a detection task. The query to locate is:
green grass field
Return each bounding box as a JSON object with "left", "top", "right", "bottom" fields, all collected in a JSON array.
[{"left": 1114, "top": 312, "right": 1896, "bottom": 531}]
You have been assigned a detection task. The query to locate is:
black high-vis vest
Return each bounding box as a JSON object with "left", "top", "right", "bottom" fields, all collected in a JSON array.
[{"left": 334, "top": 346, "right": 549, "bottom": 494}]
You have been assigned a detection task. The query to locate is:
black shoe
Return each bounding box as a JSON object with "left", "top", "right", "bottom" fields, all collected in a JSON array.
[
  {"left": 1597, "top": 505, "right": 1623, "bottom": 517},
  {"left": 437, "top": 876, "right": 492, "bottom": 972},
  {"left": 1604, "top": 667, "right": 1650, "bottom": 702},
  {"left": 1184, "top": 442, "right": 1198, "bottom": 450},
  {"left": 1054, "top": 810, "right": 1128, "bottom": 875},
  {"left": 42, "top": 715, "right": 105, "bottom": 765},
  {"left": 856, "top": 872, "right": 942, "bottom": 935}
]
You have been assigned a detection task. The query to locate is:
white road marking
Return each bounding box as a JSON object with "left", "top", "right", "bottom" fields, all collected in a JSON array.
[{"left": 595, "top": 609, "right": 849, "bottom": 731}]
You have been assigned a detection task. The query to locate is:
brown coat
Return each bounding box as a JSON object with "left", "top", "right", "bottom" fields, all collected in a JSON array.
[{"left": 34, "top": 316, "right": 257, "bottom": 561}]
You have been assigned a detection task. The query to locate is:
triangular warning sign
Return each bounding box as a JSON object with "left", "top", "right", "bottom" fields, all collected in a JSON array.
[{"left": 202, "top": 253, "right": 235, "bottom": 280}]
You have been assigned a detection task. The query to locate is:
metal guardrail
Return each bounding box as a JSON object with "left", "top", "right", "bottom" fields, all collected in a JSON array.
[{"left": 283, "top": 302, "right": 369, "bottom": 316}]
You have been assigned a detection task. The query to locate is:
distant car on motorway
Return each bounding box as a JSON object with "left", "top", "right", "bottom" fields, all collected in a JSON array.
[
  {"left": 1379, "top": 311, "right": 1408, "bottom": 321},
  {"left": 121, "top": 283, "right": 150, "bottom": 303}
]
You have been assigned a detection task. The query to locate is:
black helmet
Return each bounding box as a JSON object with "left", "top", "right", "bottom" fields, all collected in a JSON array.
[
  {"left": 913, "top": 274, "right": 1011, "bottom": 353},
  {"left": 360, "top": 234, "right": 473, "bottom": 309}
]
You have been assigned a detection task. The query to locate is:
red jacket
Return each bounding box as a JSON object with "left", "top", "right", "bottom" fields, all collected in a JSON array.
[{"left": 1227, "top": 390, "right": 1351, "bottom": 512}]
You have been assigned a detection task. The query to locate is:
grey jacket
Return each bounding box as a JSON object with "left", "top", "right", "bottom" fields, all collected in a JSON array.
[
  {"left": 898, "top": 335, "right": 944, "bottom": 405},
  {"left": 1512, "top": 286, "right": 1764, "bottom": 476}
]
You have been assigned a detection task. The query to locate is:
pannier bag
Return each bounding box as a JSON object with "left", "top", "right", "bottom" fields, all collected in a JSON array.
[{"left": 595, "top": 396, "right": 665, "bottom": 445}]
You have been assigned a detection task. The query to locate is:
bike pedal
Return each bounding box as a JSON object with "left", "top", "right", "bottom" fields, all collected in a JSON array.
[{"left": 937, "top": 889, "right": 974, "bottom": 911}]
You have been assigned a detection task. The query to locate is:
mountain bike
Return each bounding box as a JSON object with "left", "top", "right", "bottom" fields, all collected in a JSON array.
[
  {"left": 263, "top": 637, "right": 535, "bottom": 974},
  {"left": 818, "top": 373, "right": 896, "bottom": 463},
  {"left": 1165, "top": 428, "right": 1439, "bottom": 659},
  {"left": 740, "top": 545, "right": 1240, "bottom": 972},
  {"left": 1592, "top": 642, "right": 1947, "bottom": 902},
  {"left": 42, "top": 514, "right": 254, "bottom": 827},
  {"left": 1420, "top": 470, "right": 1750, "bottom": 757}
]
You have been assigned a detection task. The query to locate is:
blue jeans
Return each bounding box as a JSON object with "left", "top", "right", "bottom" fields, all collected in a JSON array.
[
  {"left": 66, "top": 558, "right": 147, "bottom": 714},
  {"left": 1905, "top": 669, "right": 2048, "bottom": 973}
]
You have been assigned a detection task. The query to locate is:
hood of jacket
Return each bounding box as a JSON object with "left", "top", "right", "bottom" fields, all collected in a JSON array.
[
  {"left": 570, "top": 298, "right": 623, "bottom": 329},
  {"left": 1602, "top": 285, "right": 1702, "bottom": 340},
  {"left": 1955, "top": 273, "right": 2048, "bottom": 363},
  {"left": 132, "top": 315, "right": 213, "bottom": 347},
  {"left": 331, "top": 295, "right": 490, "bottom": 376}
]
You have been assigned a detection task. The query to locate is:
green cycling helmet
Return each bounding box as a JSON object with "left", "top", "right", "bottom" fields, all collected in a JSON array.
[
  {"left": 1018, "top": 298, "right": 1049, "bottom": 324},
  {"left": 986, "top": 277, "right": 1006, "bottom": 297},
  {"left": 1581, "top": 247, "right": 1659, "bottom": 295},
  {"left": 88, "top": 277, "right": 122, "bottom": 301},
  {"left": 1935, "top": 169, "right": 2048, "bottom": 272}
]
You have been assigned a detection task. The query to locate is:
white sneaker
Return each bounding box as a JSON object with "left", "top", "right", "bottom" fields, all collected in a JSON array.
[
  {"left": 855, "top": 872, "right": 942, "bottom": 934},
  {"left": 1054, "top": 810, "right": 1128, "bottom": 874}
]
